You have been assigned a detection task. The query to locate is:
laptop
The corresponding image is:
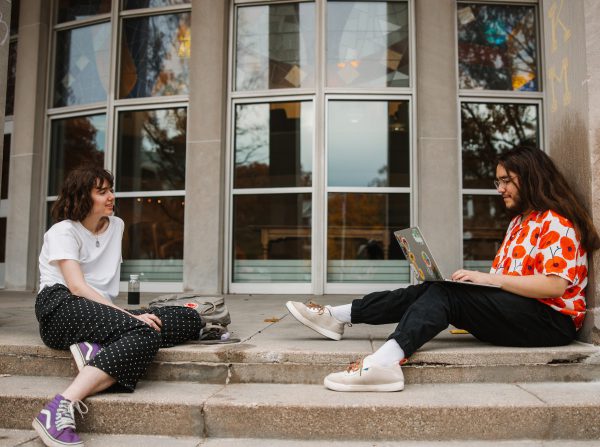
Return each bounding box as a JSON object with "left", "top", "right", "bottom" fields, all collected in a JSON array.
[{"left": 394, "top": 227, "right": 500, "bottom": 288}]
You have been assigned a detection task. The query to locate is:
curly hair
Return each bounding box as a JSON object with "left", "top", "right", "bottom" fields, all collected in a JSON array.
[
  {"left": 51, "top": 166, "right": 114, "bottom": 223},
  {"left": 497, "top": 145, "right": 600, "bottom": 253}
]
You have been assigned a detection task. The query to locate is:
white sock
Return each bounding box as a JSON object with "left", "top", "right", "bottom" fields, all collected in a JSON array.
[
  {"left": 327, "top": 304, "right": 352, "bottom": 323},
  {"left": 364, "top": 339, "right": 405, "bottom": 368}
]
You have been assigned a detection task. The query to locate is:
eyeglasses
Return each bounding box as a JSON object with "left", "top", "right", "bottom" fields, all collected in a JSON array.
[{"left": 493, "top": 176, "right": 516, "bottom": 189}]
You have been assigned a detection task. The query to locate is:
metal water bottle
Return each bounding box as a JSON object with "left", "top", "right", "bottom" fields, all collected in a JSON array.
[{"left": 127, "top": 274, "right": 140, "bottom": 305}]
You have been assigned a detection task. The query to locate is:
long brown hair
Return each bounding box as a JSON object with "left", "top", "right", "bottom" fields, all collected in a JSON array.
[
  {"left": 498, "top": 145, "right": 600, "bottom": 252},
  {"left": 51, "top": 166, "right": 114, "bottom": 223}
]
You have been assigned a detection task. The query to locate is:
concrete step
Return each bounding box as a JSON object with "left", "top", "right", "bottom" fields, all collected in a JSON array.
[
  {"left": 2, "top": 376, "right": 600, "bottom": 441},
  {"left": 3, "top": 430, "right": 600, "bottom": 447},
  {"left": 1, "top": 339, "right": 599, "bottom": 385}
]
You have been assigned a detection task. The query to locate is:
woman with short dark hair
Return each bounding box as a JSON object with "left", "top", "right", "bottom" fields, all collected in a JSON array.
[{"left": 32, "top": 166, "right": 203, "bottom": 447}]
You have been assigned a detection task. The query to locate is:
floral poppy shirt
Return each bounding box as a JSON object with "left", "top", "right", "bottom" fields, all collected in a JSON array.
[{"left": 490, "top": 209, "right": 587, "bottom": 329}]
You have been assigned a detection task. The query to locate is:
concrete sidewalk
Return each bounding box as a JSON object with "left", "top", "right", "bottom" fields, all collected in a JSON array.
[{"left": 0, "top": 289, "right": 598, "bottom": 372}]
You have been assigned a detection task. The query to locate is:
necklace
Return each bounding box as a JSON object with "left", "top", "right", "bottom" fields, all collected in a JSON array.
[{"left": 92, "top": 218, "right": 108, "bottom": 248}]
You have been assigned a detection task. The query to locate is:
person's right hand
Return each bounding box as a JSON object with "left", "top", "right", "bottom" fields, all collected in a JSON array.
[{"left": 133, "top": 313, "right": 162, "bottom": 332}]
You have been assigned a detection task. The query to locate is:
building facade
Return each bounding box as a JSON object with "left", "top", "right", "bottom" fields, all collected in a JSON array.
[{"left": 1, "top": 0, "right": 599, "bottom": 342}]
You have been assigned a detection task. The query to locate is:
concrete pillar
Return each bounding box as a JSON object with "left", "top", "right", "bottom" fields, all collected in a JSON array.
[
  {"left": 415, "top": 0, "right": 461, "bottom": 275},
  {"left": 0, "top": 1, "right": 12, "bottom": 197},
  {"left": 4, "top": 0, "right": 49, "bottom": 290},
  {"left": 183, "top": 0, "right": 229, "bottom": 293},
  {"left": 541, "top": 0, "right": 599, "bottom": 343}
]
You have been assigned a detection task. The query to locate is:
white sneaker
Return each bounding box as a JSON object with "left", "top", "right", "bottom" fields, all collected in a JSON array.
[
  {"left": 324, "top": 358, "right": 404, "bottom": 392},
  {"left": 286, "top": 301, "right": 346, "bottom": 340}
]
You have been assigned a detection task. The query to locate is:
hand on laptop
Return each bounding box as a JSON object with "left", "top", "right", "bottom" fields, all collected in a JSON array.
[{"left": 452, "top": 269, "right": 500, "bottom": 286}]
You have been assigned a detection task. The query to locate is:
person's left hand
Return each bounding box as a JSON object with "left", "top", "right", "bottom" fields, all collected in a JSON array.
[{"left": 451, "top": 269, "right": 498, "bottom": 286}]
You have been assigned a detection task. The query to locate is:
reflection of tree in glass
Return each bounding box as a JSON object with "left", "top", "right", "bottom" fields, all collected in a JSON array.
[
  {"left": 139, "top": 109, "right": 186, "bottom": 191},
  {"left": 462, "top": 103, "right": 537, "bottom": 189},
  {"left": 49, "top": 116, "right": 104, "bottom": 195},
  {"left": 458, "top": 4, "right": 537, "bottom": 91}
]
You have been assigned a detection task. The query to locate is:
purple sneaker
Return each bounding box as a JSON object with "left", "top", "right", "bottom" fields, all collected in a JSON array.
[
  {"left": 32, "top": 394, "right": 87, "bottom": 447},
  {"left": 70, "top": 342, "right": 102, "bottom": 372}
]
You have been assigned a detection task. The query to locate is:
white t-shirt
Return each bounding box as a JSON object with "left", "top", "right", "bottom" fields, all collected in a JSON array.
[{"left": 39, "top": 216, "right": 125, "bottom": 301}]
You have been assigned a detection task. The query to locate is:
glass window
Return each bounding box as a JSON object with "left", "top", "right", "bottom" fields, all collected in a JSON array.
[
  {"left": 234, "top": 101, "right": 313, "bottom": 188},
  {"left": 53, "top": 22, "right": 111, "bottom": 107},
  {"left": 461, "top": 102, "right": 538, "bottom": 189},
  {"left": 327, "top": 1, "right": 409, "bottom": 88},
  {"left": 48, "top": 114, "right": 106, "bottom": 196},
  {"left": 235, "top": 3, "right": 315, "bottom": 91},
  {"left": 57, "top": 0, "right": 111, "bottom": 24},
  {"left": 463, "top": 194, "right": 509, "bottom": 271},
  {"left": 1, "top": 134, "right": 10, "bottom": 200},
  {"left": 232, "top": 193, "right": 311, "bottom": 283},
  {"left": 327, "top": 193, "right": 409, "bottom": 283},
  {"left": 5, "top": 41, "right": 17, "bottom": 116},
  {"left": 116, "top": 108, "right": 187, "bottom": 192},
  {"left": 328, "top": 100, "right": 409, "bottom": 187},
  {"left": 123, "top": 0, "right": 191, "bottom": 10},
  {"left": 458, "top": 3, "right": 539, "bottom": 91},
  {"left": 120, "top": 13, "right": 191, "bottom": 98},
  {"left": 118, "top": 196, "right": 184, "bottom": 281},
  {"left": 10, "top": 0, "right": 19, "bottom": 36}
]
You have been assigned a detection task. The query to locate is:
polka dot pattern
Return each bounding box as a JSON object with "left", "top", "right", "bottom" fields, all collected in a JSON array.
[{"left": 35, "top": 284, "right": 204, "bottom": 391}]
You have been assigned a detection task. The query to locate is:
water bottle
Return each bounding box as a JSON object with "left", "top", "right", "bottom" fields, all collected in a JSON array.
[{"left": 128, "top": 274, "right": 140, "bottom": 305}]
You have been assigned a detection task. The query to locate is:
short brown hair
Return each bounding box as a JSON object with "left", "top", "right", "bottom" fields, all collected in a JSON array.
[{"left": 51, "top": 166, "right": 114, "bottom": 223}]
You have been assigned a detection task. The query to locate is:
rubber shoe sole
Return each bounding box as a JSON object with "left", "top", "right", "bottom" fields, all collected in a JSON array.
[
  {"left": 32, "top": 418, "right": 84, "bottom": 447},
  {"left": 324, "top": 376, "right": 404, "bottom": 392},
  {"left": 285, "top": 301, "right": 342, "bottom": 341}
]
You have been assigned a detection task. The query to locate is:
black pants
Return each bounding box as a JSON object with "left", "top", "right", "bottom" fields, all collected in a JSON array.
[
  {"left": 351, "top": 282, "right": 576, "bottom": 358},
  {"left": 35, "top": 284, "right": 204, "bottom": 391}
]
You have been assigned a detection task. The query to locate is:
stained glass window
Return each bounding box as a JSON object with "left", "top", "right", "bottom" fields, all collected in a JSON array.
[
  {"left": 458, "top": 3, "right": 539, "bottom": 91},
  {"left": 327, "top": 1, "right": 409, "bottom": 88},
  {"left": 53, "top": 22, "right": 111, "bottom": 107},
  {"left": 120, "top": 13, "right": 191, "bottom": 98},
  {"left": 236, "top": 3, "right": 315, "bottom": 91}
]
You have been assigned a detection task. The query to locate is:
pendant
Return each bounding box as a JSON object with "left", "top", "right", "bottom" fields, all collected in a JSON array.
[{"left": 96, "top": 240, "right": 100, "bottom": 248}]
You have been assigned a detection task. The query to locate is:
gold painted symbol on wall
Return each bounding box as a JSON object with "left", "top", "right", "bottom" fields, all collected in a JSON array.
[
  {"left": 549, "top": 57, "right": 571, "bottom": 112},
  {"left": 548, "top": 0, "right": 571, "bottom": 53}
]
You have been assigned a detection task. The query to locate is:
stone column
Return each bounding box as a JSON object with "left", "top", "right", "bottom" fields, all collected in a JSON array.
[
  {"left": 183, "top": 0, "right": 229, "bottom": 293},
  {"left": 541, "top": 0, "right": 599, "bottom": 343},
  {"left": 415, "top": 0, "right": 461, "bottom": 275},
  {"left": 0, "top": 1, "right": 11, "bottom": 200},
  {"left": 4, "top": 0, "right": 49, "bottom": 290}
]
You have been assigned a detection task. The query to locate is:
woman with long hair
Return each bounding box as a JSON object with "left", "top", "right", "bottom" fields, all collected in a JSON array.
[
  {"left": 32, "top": 166, "right": 203, "bottom": 446},
  {"left": 287, "top": 145, "right": 599, "bottom": 392}
]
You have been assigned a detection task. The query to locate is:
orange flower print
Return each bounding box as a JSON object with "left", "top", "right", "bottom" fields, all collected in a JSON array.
[
  {"left": 541, "top": 220, "right": 550, "bottom": 235},
  {"left": 560, "top": 237, "right": 576, "bottom": 260},
  {"left": 502, "top": 257, "right": 512, "bottom": 274},
  {"left": 564, "top": 286, "right": 581, "bottom": 299},
  {"left": 512, "top": 245, "right": 526, "bottom": 259},
  {"left": 516, "top": 226, "right": 530, "bottom": 244},
  {"left": 529, "top": 227, "right": 540, "bottom": 246},
  {"left": 574, "top": 313, "right": 585, "bottom": 329},
  {"left": 546, "top": 297, "right": 565, "bottom": 308},
  {"left": 539, "top": 231, "right": 559, "bottom": 249},
  {"left": 521, "top": 255, "right": 535, "bottom": 275},
  {"left": 557, "top": 214, "right": 572, "bottom": 227},
  {"left": 568, "top": 266, "right": 578, "bottom": 281},
  {"left": 545, "top": 256, "right": 567, "bottom": 274},
  {"left": 534, "top": 253, "right": 545, "bottom": 273},
  {"left": 577, "top": 265, "right": 588, "bottom": 281},
  {"left": 573, "top": 299, "right": 586, "bottom": 312},
  {"left": 492, "top": 256, "right": 500, "bottom": 269}
]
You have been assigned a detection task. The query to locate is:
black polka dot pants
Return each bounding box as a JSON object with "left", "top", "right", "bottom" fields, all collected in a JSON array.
[{"left": 35, "top": 284, "right": 203, "bottom": 391}]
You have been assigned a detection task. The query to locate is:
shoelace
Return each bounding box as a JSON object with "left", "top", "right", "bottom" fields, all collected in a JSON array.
[
  {"left": 56, "top": 399, "right": 89, "bottom": 431},
  {"left": 306, "top": 301, "right": 326, "bottom": 314}
]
